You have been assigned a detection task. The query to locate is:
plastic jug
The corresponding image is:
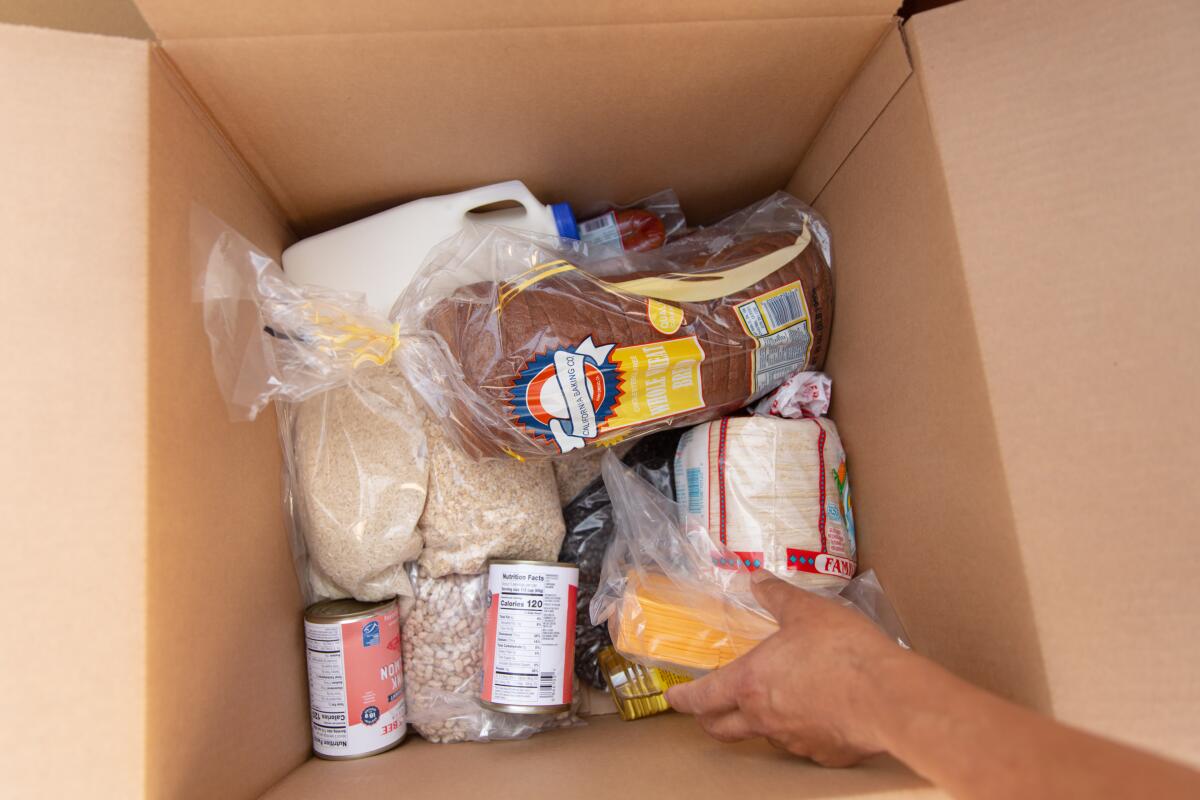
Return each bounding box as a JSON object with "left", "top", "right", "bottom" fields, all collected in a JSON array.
[{"left": 282, "top": 180, "right": 577, "bottom": 313}]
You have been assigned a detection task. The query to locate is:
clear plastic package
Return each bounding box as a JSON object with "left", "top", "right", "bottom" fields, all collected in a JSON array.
[
  {"left": 418, "top": 419, "right": 565, "bottom": 578},
  {"left": 591, "top": 452, "right": 907, "bottom": 676},
  {"left": 395, "top": 192, "right": 834, "bottom": 460},
  {"left": 597, "top": 646, "right": 691, "bottom": 722},
  {"left": 194, "top": 209, "right": 428, "bottom": 603},
  {"left": 575, "top": 188, "right": 688, "bottom": 256},
  {"left": 674, "top": 413, "right": 856, "bottom": 590},
  {"left": 559, "top": 430, "right": 683, "bottom": 689},
  {"left": 281, "top": 365, "right": 427, "bottom": 603},
  {"left": 193, "top": 206, "right": 403, "bottom": 422}
]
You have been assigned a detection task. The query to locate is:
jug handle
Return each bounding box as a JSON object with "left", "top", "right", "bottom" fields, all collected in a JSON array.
[{"left": 451, "top": 180, "right": 543, "bottom": 221}]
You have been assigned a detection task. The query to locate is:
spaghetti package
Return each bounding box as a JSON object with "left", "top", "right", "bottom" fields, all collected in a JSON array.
[
  {"left": 396, "top": 192, "right": 834, "bottom": 460},
  {"left": 591, "top": 453, "right": 907, "bottom": 675},
  {"left": 674, "top": 414, "right": 856, "bottom": 590}
]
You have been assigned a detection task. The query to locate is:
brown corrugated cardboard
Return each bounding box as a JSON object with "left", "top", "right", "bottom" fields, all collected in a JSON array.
[
  {"left": 788, "top": 21, "right": 911, "bottom": 204},
  {"left": 0, "top": 22, "right": 149, "bottom": 797},
  {"left": 265, "top": 714, "right": 938, "bottom": 800},
  {"left": 805, "top": 74, "right": 1051, "bottom": 712},
  {"left": 160, "top": 15, "right": 895, "bottom": 234},
  {"left": 904, "top": 0, "right": 1200, "bottom": 762},
  {"left": 0, "top": 0, "right": 151, "bottom": 38},
  {"left": 2, "top": 0, "right": 1198, "bottom": 796},
  {"left": 145, "top": 46, "right": 305, "bottom": 798},
  {"left": 135, "top": 0, "right": 898, "bottom": 39}
]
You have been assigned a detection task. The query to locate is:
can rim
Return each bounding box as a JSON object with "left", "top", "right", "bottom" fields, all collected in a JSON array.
[
  {"left": 487, "top": 559, "right": 579, "bottom": 570},
  {"left": 478, "top": 699, "right": 571, "bottom": 715},
  {"left": 304, "top": 597, "right": 398, "bottom": 624}
]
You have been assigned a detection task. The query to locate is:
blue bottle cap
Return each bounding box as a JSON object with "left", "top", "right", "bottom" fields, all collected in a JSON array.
[{"left": 551, "top": 202, "right": 579, "bottom": 240}]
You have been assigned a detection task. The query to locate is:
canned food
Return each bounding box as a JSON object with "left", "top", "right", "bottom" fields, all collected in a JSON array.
[
  {"left": 304, "top": 598, "right": 406, "bottom": 759},
  {"left": 481, "top": 560, "right": 579, "bottom": 714}
]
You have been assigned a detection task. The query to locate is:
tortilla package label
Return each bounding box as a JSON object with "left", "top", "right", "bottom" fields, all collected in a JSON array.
[
  {"left": 509, "top": 335, "right": 706, "bottom": 453},
  {"left": 675, "top": 415, "right": 857, "bottom": 589}
]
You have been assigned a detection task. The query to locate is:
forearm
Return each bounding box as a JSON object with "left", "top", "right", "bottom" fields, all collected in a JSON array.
[{"left": 869, "top": 653, "right": 1200, "bottom": 800}]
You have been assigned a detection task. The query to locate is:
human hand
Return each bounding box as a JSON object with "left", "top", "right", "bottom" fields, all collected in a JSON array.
[{"left": 665, "top": 572, "right": 911, "bottom": 767}]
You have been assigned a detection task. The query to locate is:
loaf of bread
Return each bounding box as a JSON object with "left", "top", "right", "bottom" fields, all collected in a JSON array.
[{"left": 406, "top": 193, "right": 834, "bottom": 459}]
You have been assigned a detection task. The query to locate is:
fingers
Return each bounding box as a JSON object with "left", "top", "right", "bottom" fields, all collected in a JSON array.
[
  {"left": 766, "top": 738, "right": 868, "bottom": 768},
  {"left": 696, "top": 710, "right": 756, "bottom": 743},
  {"left": 666, "top": 666, "right": 740, "bottom": 716}
]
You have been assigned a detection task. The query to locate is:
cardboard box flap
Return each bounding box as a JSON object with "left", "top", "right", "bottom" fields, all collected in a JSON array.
[
  {"left": 144, "top": 36, "right": 302, "bottom": 800},
  {"left": 0, "top": 0, "right": 152, "bottom": 39},
  {"left": 805, "top": 62, "right": 1053, "bottom": 718},
  {"left": 157, "top": 15, "right": 896, "bottom": 234},
  {"left": 265, "top": 714, "right": 941, "bottom": 799},
  {"left": 789, "top": 20, "right": 912, "bottom": 204},
  {"left": 135, "top": 0, "right": 899, "bottom": 40},
  {"left": 0, "top": 22, "right": 150, "bottom": 798},
  {"left": 907, "top": 0, "right": 1200, "bottom": 761}
]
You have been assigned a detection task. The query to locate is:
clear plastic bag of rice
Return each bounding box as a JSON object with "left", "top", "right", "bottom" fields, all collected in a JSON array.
[
  {"left": 402, "top": 567, "right": 578, "bottom": 743},
  {"left": 283, "top": 365, "right": 427, "bottom": 602},
  {"left": 417, "top": 421, "right": 565, "bottom": 578}
]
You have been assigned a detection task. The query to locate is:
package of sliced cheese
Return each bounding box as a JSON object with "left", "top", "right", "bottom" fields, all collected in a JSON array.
[
  {"left": 674, "top": 414, "right": 856, "bottom": 590},
  {"left": 585, "top": 450, "right": 902, "bottom": 676},
  {"left": 591, "top": 452, "right": 906, "bottom": 676}
]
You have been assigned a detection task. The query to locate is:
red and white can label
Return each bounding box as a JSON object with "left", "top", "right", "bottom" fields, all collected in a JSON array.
[
  {"left": 482, "top": 563, "right": 578, "bottom": 708},
  {"left": 304, "top": 603, "right": 405, "bottom": 757}
]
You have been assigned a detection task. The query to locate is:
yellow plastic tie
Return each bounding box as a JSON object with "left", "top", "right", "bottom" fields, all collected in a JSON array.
[{"left": 303, "top": 305, "right": 402, "bottom": 368}]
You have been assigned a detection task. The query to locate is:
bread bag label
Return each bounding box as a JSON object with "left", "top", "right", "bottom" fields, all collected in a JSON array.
[
  {"left": 509, "top": 335, "right": 706, "bottom": 453},
  {"left": 734, "top": 279, "right": 815, "bottom": 392}
]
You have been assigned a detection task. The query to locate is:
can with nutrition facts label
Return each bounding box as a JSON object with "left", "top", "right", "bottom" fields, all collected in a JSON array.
[
  {"left": 480, "top": 560, "right": 579, "bottom": 714},
  {"left": 304, "top": 598, "right": 406, "bottom": 759}
]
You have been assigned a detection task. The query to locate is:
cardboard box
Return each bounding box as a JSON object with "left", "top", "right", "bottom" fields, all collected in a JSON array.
[{"left": 1, "top": 0, "right": 1196, "bottom": 797}]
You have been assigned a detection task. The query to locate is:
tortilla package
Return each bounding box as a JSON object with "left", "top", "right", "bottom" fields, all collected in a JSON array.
[{"left": 397, "top": 192, "right": 834, "bottom": 460}]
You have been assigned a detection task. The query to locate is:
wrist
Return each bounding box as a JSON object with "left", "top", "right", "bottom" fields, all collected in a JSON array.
[{"left": 857, "top": 646, "right": 940, "bottom": 756}]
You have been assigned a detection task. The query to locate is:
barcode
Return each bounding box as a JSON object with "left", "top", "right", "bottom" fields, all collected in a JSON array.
[
  {"left": 761, "top": 288, "right": 805, "bottom": 330},
  {"left": 579, "top": 215, "right": 611, "bottom": 235},
  {"left": 686, "top": 468, "right": 704, "bottom": 514},
  {"left": 538, "top": 672, "right": 556, "bottom": 700}
]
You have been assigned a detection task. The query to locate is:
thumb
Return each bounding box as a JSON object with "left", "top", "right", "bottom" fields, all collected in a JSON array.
[{"left": 750, "top": 570, "right": 823, "bottom": 625}]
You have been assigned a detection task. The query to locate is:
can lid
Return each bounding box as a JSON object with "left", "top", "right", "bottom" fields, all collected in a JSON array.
[
  {"left": 551, "top": 202, "right": 578, "bottom": 240},
  {"left": 487, "top": 559, "right": 579, "bottom": 570},
  {"left": 305, "top": 597, "right": 396, "bottom": 623}
]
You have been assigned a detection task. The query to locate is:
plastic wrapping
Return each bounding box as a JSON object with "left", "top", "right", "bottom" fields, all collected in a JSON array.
[
  {"left": 282, "top": 366, "right": 427, "bottom": 602},
  {"left": 194, "top": 209, "right": 429, "bottom": 603},
  {"left": 193, "top": 206, "right": 404, "bottom": 423},
  {"left": 591, "top": 452, "right": 907, "bottom": 676},
  {"left": 559, "top": 430, "right": 683, "bottom": 689},
  {"left": 576, "top": 188, "right": 688, "bottom": 256},
  {"left": 418, "top": 420, "right": 565, "bottom": 578},
  {"left": 552, "top": 441, "right": 634, "bottom": 506},
  {"left": 598, "top": 647, "right": 691, "bottom": 722},
  {"left": 674, "top": 413, "right": 856, "bottom": 590},
  {"left": 402, "top": 568, "right": 578, "bottom": 743},
  {"left": 753, "top": 370, "right": 832, "bottom": 418},
  {"left": 395, "top": 192, "right": 834, "bottom": 460}
]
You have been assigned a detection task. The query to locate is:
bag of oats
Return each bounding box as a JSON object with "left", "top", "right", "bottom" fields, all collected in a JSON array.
[
  {"left": 284, "top": 365, "right": 427, "bottom": 602},
  {"left": 417, "top": 420, "right": 565, "bottom": 578}
]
